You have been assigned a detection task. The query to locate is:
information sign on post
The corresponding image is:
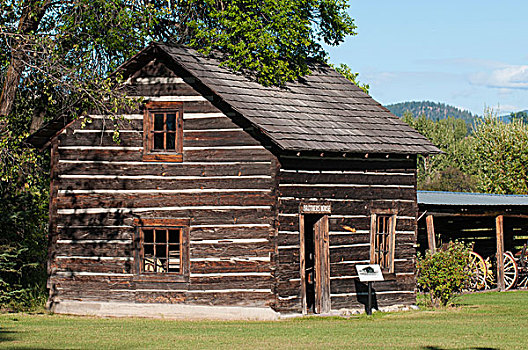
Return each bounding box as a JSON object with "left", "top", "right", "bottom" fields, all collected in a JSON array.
[{"left": 356, "top": 264, "right": 384, "bottom": 316}]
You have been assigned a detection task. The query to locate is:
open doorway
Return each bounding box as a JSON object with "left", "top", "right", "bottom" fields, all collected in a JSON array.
[{"left": 300, "top": 214, "right": 330, "bottom": 314}]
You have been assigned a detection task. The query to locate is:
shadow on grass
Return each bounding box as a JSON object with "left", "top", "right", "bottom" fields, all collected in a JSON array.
[
  {"left": 0, "top": 329, "right": 17, "bottom": 343},
  {"left": 1, "top": 328, "right": 54, "bottom": 349},
  {"left": 422, "top": 347, "right": 498, "bottom": 350}
]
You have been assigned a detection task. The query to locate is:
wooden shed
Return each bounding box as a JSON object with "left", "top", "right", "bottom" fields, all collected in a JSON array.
[
  {"left": 28, "top": 43, "right": 439, "bottom": 319},
  {"left": 417, "top": 191, "right": 528, "bottom": 290}
]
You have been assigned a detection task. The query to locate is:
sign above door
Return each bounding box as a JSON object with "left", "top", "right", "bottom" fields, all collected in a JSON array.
[{"left": 300, "top": 203, "right": 331, "bottom": 214}]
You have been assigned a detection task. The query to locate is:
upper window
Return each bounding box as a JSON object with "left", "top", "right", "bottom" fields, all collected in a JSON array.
[
  {"left": 143, "top": 101, "right": 183, "bottom": 162},
  {"left": 370, "top": 212, "right": 397, "bottom": 273},
  {"left": 134, "top": 218, "right": 189, "bottom": 280}
]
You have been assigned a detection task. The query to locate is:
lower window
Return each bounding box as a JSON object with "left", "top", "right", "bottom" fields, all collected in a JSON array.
[
  {"left": 140, "top": 227, "right": 182, "bottom": 274},
  {"left": 135, "top": 218, "right": 189, "bottom": 279}
]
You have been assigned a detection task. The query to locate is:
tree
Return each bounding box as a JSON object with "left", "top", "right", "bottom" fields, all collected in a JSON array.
[
  {"left": 401, "top": 112, "right": 477, "bottom": 192},
  {"left": 331, "top": 63, "right": 369, "bottom": 94},
  {"left": 1, "top": 0, "right": 357, "bottom": 120},
  {"left": 471, "top": 109, "right": 528, "bottom": 194}
]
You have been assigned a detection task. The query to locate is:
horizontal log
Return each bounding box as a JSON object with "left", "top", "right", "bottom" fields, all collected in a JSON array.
[
  {"left": 184, "top": 130, "right": 261, "bottom": 147},
  {"left": 141, "top": 291, "right": 275, "bottom": 307},
  {"left": 51, "top": 259, "right": 132, "bottom": 274},
  {"left": 189, "top": 275, "right": 272, "bottom": 290},
  {"left": 279, "top": 186, "right": 416, "bottom": 201},
  {"left": 329, "top": 234, "right": 370, "bottom": 246},
  {"left": 190, "top": 242, "right": 272, "bottom": 259},
  {"left": 276, "top": 280, "right": 301, "bottom": 296},
  {"left": 56, "top": 227, "right": 132, "bottom": 241},
  {"left": 190, "top": 225, "right": 273, "bottom": 240},
  {"left": 57, "top": 161, "right": 273, "bottom": 177},
  {"left": 50, "top": 274, "right": 132, "bottom": 284},
  {"left": 184, "top": 148, "right": 273, "bottom": 162},
  {"left": 190, "top": 260, "right": 272, "bottom": 273},
  {"left": 277, "top": 234, "right": 300, "bottom": 247},
  {"left": 51, "top": 243, "right": 133, "bottom": 257},
  {"left": 56, "top": 191, "right": 274, "bottom": 209},
  {"left": 57, "top": 209, "right": 275, "bottom": 226},
  {"left": 279, "top": 172, "right": 415, "bottom": 186},
  {"left": 330, "top": 247, "right": 370, "bottom": 263},
  {"left": 57, "top": 177, "right": 274, "bottom": 192},
  {"left": 58, "top": 148, "right": 273, "bottom": 162},
  {"left": 57, "top": 290, "right": 136, "bottom": 302},
  {"left": 276, "top": 250, "right": 300, "bottom": 265}
]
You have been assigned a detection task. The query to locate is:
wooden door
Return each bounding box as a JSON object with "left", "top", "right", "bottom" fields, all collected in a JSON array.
[{"left": 313, "top": 215, "right": 330, "bottom": 313}]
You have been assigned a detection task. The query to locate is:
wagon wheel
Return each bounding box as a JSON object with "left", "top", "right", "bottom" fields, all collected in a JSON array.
[
  {"left": 467, "top": 251, "right": 487, "bottom": 290},
  {"left": 515, "top": 245, "right": 528, "bottom": 288},
  {"left": 503, "top": 252, "right": 518, "bottom": 291}
]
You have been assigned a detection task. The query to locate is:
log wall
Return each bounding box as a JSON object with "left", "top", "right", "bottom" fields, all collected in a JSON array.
[
  {"left": 276, "top": 157, "right": 418, "bottom": 312},
  {"left": 49, "top": 59, "right": 278, "bottom": 308}
]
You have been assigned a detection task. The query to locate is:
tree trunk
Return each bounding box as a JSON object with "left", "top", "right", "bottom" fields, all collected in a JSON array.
[{"left": 0, "top": 0, "right": 50, "bottom": 118}]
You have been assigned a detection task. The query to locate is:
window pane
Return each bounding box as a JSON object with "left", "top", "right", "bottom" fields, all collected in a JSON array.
[
  {"left": 155, "top": 229, "right": 167, "bottom": 243},
  {"left": 143, "top": 229, "right": 154, "bottom": 244},
  {"left": 144, "top": 243, "right": 154, "bottom": 256},
  {"left": 168, "top": 230, "right": 180, "bottom": 244},
  {"left": 166, "top": 114, "right": 176, "bottom": 131},
  {"left": 168, "top": 244, "right": 181, "bottom": 273},
  {"left": 144, "top": 256, "right": 155, "bottom": 272},
  {"left": 154, "top": 114, "right": 164, "bottom": 131},
  {"left": 155, "top": 258, "right": 167, "bottom": 273},
  {"left": 166, "top": 133, "right": 176, "bottom": 150},
  {"left": 154, "top": 133, "right": 164, "bottom": 149}
]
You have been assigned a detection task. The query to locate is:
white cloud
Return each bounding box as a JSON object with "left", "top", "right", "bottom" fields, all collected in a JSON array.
[{"left": 470, "top": 65, "right": 528, "bottom": 89}]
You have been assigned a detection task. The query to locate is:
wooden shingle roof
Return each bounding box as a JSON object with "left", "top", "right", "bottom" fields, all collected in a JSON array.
[{"left": 28, "top": 42, "right": 440, "bottom": 154}]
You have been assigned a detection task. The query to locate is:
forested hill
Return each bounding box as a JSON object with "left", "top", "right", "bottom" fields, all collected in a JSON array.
[{"left": 385, "top": 101, "right": 477, "bottom": 124}]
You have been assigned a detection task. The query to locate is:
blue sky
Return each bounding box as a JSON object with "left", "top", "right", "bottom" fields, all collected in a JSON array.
[{"left": 324, "top": 1, "right": 528, "bottom": 115}]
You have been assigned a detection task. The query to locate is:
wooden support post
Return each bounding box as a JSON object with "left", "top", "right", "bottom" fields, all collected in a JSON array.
[
  {"left": 426, "top": 215, "right": 436, "bottom": 254},
  {"left": 496, "top": 215, "right": 505, "bottom": 291}
]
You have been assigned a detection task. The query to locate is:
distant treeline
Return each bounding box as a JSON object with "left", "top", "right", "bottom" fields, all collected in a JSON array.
[
  {"left": 386, "top": 101, "right": 477, "bottom": 124},
  {"left": 386, "top": 101, "right": 528, "bottom": 125}
]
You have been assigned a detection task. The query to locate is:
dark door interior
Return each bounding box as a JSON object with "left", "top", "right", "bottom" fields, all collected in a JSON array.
[{"left": 304, "top": 214, "right": 318, "bottom": 313}]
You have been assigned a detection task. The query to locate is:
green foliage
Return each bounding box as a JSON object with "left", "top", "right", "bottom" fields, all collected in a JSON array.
[
  {"left": 387, "top": 101, "right": 477, "bottom": 126},
  {"left": 401, "top": 112, "right": 477, "bottom": 192},
  {"left": 417, "top": 242, "right": 472, "bottom": 307},
  {"left": 471, "top": 109, "right": 528, "bottom": 194},
  {"left": 188, "top": 0, "right": 357, "bottom": 86},
  {"left": 331, "top": 63, "right": 369, "bottom": 94}
]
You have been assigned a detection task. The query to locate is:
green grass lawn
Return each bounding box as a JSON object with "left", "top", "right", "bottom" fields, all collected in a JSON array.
[{"left": 1, "top": 291, "right": 528, "bottom": 349}]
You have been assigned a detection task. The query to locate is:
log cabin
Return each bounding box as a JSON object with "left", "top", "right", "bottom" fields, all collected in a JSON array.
[{"left": 28, "top": 43, "right": 440, "bottom": 319}]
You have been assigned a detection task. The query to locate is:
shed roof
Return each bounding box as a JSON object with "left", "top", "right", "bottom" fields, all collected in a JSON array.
[
  {"left": 417, "top": 191, "right": 528, "bottom": 206},
  {"left": 28, "top": 43, "right": 440, "bottom": 155}
]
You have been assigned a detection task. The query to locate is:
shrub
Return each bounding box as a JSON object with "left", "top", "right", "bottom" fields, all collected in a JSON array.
[{"left": 417, "top": 241, "right": 471, "bottom": 307}]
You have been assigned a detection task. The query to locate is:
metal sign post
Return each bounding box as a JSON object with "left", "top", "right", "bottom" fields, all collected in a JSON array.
[{"left": 356, "top": 264, "right": 384, "bottom": 316}]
